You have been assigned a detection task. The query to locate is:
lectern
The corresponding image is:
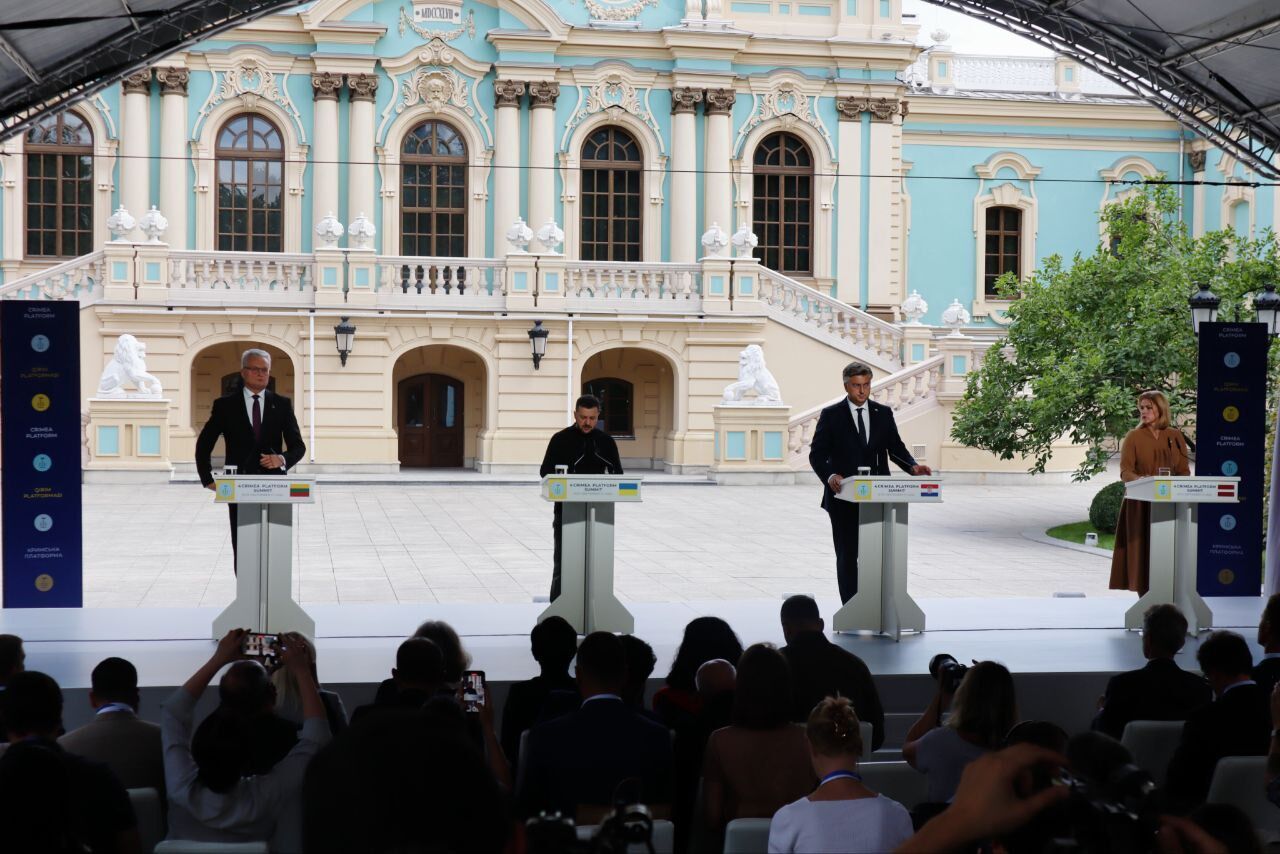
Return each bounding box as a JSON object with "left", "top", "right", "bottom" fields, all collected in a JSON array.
[
  {"left": 1123, "top": 476, "right": 1240, "bottom": 635},
  {"left": 211, "top": 476, "right": 316, "bottom": 639},
  {"left": 832, "top": 476, "right": 941, "bottom": 640},
  {"left": 538, "top": 475, "right": 640, "bottom": 634}
]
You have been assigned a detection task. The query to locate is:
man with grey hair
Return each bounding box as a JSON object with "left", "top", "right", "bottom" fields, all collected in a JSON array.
[
  {"left": 195, "top": 348, "right": 305, "bottom": 568},
  {"left": 809, "top": 361, "right": 929, "bottom": 603}
]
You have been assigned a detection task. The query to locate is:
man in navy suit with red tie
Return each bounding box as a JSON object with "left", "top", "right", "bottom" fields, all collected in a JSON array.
[
  {"left": 195, "top": 348, "right": 305, "bottom": 566},
  {"left": 809, "top": 361, "right": 930, "bottom": 603}
]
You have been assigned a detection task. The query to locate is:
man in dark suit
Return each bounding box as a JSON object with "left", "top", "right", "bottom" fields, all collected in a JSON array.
[
  {"left": 519, "top": 632, "right": 672, "bottom": 819},
  {"left": 59, "top": 656, "right": 164, "bottom": 792},
  {"left": 1092, "top": 604, "right": 1211, "bottom": 739},
  {"left": 1165, "top": 630, "right": 1271, "bottom": 812},
  {"left": 195, "top": 348, "right": 305, "bottom": 562},
  {"left": 350, "top": 638, "right": 446, "bottom": 727},
  {"left": 778, "top": 594, "right": 885, "bottom": 750},
  {"left": 808, "top": 361, "right": 930, "bottom": 602},
  {"left": 501, "top": 617, "right": 578, "bottom": 769},
  {"left": 1254, "top": 593, "right": 1280, "bottom": 695},
  {"left": 539, "top": 394, "right": 623, "bottom": 600}
]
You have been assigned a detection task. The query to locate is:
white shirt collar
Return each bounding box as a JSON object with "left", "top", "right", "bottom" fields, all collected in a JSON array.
[
  {"left": 1220, "top": 679, "right": 1256, "bottom": 698},
  {"left": 582, "top": 693, "right": 622, "bottom": 705}
]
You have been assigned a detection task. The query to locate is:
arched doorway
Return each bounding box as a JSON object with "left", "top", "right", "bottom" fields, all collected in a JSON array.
[
  {"left": 190, "top": 342, "right": 295, "bottom": 431},
  {"left": 392, "top": 345, "right": 488, "bottom": 469},
  {"left": 581, "top": 347, "right": 675, "bottom": 470}
]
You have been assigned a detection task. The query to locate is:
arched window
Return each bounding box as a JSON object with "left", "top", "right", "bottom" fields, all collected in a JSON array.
[
  {"left": 583, "top": 377, "right": 634, "bottom": 437},
  {"left": 580, "top": 126, "right": 641, "bottom": 262},
  {"left": 25, "top": 112, "right": 93, "bottom": 258},
  {"left": 984, "top": 206, "right": 1022, "bottom": 295},
  {"left": 401, "top": 120, "right": 467, "bottom": 257},
  {"left": 753, "top": 132, "right": 813, "bottom": 275},
  {"left": 216, "top": 114, "right": 284, "bottom": 252}
]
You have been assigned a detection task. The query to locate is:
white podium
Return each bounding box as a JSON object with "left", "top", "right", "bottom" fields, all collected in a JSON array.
[
  {"left": 211, "top": 476, "right": 316, "bottom": 640},
  {"left": 538, "top": 475, "right": 641, "bottom": 634},
  {"left": 832, "top": 476, "right": 941, "bottom": 640},
  {"left": 1123, "top": 476, "right": 1240, "bottom": 635}
]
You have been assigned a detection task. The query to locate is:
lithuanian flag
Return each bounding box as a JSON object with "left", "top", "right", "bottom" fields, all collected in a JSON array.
[{"left": 290, "top": 483, "right": 311, "bottom": 498}]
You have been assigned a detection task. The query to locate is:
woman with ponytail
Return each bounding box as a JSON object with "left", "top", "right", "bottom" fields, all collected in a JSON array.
[{"left": 767, "top": 696, "right": 913, "bottom": 853}]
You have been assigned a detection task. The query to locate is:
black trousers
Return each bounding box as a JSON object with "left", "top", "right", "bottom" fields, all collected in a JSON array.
[
  {"left": 827, "top": 500, "right": 860, "bottom": 603},
  {"left": 228, "top": 504, "right": 239, "bottom": 575},
  {"left": 550, "top": 503, "right": 563, "bottom": 600}
]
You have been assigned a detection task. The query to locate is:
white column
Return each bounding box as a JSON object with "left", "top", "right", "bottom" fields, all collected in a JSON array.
[
  {"left": 670, "top": 87, "right": 701, "bottom": 263},
  {"left": 156, "top": 67, "right": 190, "bottom": 249},
  {"left": 347, "top": 74, "right": 378, "bottom": 235},
  {"left": 528, "top": 81, "right": 558, "bottom": 238},
  {"left": 493, "top": 80, "right": 525, "bottom": 254},
  {"left": 312, "top": 73, "right": 342, "bottom": 239},
  {"left": 704, "top": 88, "right": 735, "bottom": 237},
  {"left": 835, "top": 97, "right": 863, "bottom": 306},
  {"left": 120, "top": 69, "right": 152, "bottom": 237},
  {"left": 866, "top": 104, "right": 897, "bottom": 312}
]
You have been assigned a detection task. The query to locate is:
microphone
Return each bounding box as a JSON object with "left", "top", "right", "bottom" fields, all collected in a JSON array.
[{"left": 889, "top": 450, "right": 922, "bottom": 474}]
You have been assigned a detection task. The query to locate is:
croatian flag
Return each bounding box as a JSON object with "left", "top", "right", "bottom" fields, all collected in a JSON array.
[{"left": 920, "top": 483, "right": 940, "bottom": 497}]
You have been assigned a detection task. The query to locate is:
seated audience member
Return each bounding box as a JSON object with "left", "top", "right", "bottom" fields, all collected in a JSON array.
[
  {"left": 673, "top": 659, "right": 737, "bottom": 853},
  {"left": 520, "top": 632, "right": 673, "bottom": 819},
  {"left": 1255, "top": 593, "right": 1280, "bottom": 696},
  {"left": 778, "top": 594, "right": 885, "bottom": 750},
  {"left": 653, "top": 616, "right": 743, "bottom": 732},
  {"left": 3, "top": 670, "right": 140, "bottom": 853},
  {"left": 1092, "top": 604, "right": 1211, "bottom": 739},
  {"left": 0, "top": 740, "right": 83, "bottom": 853},
  {"left": 162, "top": 630, "right": 331, "bottom": 849},
  {"left": 59, "top": 656, "right": 165, "bottom": 792},
  {"left": 0, "top": 633, "right": 25, "bottom": 738},
  {"left": 703, "top": 644, "right": 816, "bottom": 832},
  {"left": 1267, "top": 684, "right": 1280, "bottom": 807},
  {"left": 303, "top": 709, "right": 513, "bottom": 853},
  {"left": 1004, "top": 720, "right": 1069, "bottom": 753},
  {"left": 375, "top": 619, "right": 472, "bottom": 703},
  {"left": 904, "top": 660, "right": 1018, "bottom": 803},
  {"left": 768, "top": 697, "right": 913, "bottom": 853},
  {"left": 619, "top": 633, "right": 658, "bottom": 713},
  {"left": 1166, "top": 630, "right": 1270, "bottom": 812},
  {"left": 270, "top": 635, "right": 347, "bottom": 735},
  {"left": 501, "top": 616, "right": 577, "bottom": 766},
  {"left": 350, "top": 637, "right": 445, "bottom": 726}
]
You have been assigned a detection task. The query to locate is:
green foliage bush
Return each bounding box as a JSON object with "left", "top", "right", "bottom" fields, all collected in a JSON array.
[{"left": 1089, "top": 482, "right": 1126, "bottom": 534}]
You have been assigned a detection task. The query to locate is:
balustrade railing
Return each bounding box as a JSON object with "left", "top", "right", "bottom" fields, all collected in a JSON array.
[
  {"left": 758, "top": 268, "right": 902, "bottom": 366},
  {"left": 0, "top": 251, "right": 105, "bottom": 302},
  {"left": 378, "top": 256, "right": 506, "bottom": 297},
  {"left": 168, "top": 251, "right": 314, "bottom": 299},
  {"left": 564, "top": 261, "right": 701, "bottom": 301}
]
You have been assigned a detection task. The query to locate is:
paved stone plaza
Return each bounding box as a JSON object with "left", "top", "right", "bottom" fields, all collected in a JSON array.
[{"left": 73, "top": 477, "right": 1131, "bottom": 609}]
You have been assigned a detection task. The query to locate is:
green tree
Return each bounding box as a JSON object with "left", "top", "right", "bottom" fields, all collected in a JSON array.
[{"left": 951, "top": 183, "right": 1280, "bottom": 481}]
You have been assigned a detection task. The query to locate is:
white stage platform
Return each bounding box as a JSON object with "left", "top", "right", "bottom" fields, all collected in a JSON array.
[{"left": 1, "top": 595, "right": 1268, "bottom": 740}]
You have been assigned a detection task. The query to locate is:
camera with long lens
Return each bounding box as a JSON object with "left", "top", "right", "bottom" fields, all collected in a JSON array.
[
  {"left": 928, "top": 653, "right": 969, "bottom": 694},
  {"left": 525, "top": 804, "right": 655, "bottom": 854}
]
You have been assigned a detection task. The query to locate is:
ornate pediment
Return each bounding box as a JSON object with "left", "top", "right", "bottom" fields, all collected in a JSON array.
[
  {"left": 560, "top": 71, "right": 663, "bottom": 153},
  {"left": 377, "top": 38, "right": 492, "bottom": 147},
  {"left": 192, "top": 52, "right": 307, "bottom": 143},
  {"left": 735, "top": 80, "right": 832, "bottom": 157}
]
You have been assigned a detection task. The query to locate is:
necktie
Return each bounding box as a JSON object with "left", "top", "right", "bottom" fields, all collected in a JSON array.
[
  {"left": 856, "top": 407, "right": 867, "bottom": 444},
  {"left": 252, "top": 394, "right": 262, "bottom": 442}
]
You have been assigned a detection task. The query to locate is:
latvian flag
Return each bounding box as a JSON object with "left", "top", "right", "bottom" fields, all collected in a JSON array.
[
  {"left": 1218, "top": 483, "right": 1236, "bottom": 498},
  {"left": 290, "top": 483, "right": 311, "bottom": 498},
  {"left": 920, "top": 483, "right": 940, "bottom": 497}
]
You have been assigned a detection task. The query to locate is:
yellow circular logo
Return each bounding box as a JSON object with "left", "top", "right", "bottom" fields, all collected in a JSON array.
[
  {"left": 31, "top": 393, "right": 50, "bottom": 412},
  {"left": 1222, "top": 406, "right": 1240, "bottom": 423},
  {"left": 34, "top": 574, "right": 54, "bottom": 592},
  {"left": 1218, "top": 569, "right": 1235, "bottom": 586}
]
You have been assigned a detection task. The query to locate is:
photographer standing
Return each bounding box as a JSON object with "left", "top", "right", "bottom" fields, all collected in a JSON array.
[{"left": 903, "top": 660, "right": 1018, "bottom": 803}]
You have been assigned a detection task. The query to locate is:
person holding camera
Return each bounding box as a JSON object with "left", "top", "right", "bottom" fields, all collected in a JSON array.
[
  {"left": 903, "top": 659, "right": 1018, "bottom": 803},
  {"left": 768, "top": 696, "right": 913, "bottom": 853}
]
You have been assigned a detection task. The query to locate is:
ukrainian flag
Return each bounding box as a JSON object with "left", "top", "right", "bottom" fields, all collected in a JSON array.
[{"left": 618, "top": 482, "right": 639, "bottom": 496}]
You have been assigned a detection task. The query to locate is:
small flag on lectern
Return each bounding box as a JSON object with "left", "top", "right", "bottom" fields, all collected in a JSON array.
[
  {"left": 618, "top": 482, "right": 639, "bottom": 496},
  {"left": 920, "top": 484, "right": 940, "bottom": 497},
  {"left": 290, "top": 483, "right": 311, "bottom": 498}
]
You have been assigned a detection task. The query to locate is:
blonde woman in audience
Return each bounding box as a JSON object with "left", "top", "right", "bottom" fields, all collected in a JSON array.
[
  {"left": 269, "top": 634, "right": 348, "bottom": 735},
  {"left": 768, "top": 696, "right": 913, "bottom": 853}
]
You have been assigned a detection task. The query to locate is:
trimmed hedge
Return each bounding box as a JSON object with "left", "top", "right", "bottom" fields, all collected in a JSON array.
[{"left": 1089, "top": 481, "right": 1126, "bottom": 534}]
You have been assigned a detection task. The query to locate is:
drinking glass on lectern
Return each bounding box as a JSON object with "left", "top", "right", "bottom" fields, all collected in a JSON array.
[
  {"left": 857, "top": 467, "right": 871, "bottom": 476},
  {"left": 555, "top": 465, "right": 568, "bottom": 475},
  {"left": 1157, "top": 467, "right": 1172, "bottom": 477},
  {"left": 223, "top": 465, "right": 238, "bottom": 475}
]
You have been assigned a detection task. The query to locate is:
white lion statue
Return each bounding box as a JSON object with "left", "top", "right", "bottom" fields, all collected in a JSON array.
[
  {"left": 97, "top": 334, "right": 162, "bottom": 399},
  {"left": 721, "top": 344, "right": 783, "bottom": 406}
]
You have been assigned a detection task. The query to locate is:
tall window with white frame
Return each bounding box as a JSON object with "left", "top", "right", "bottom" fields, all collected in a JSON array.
[
  {"left": 216, "top": 114, "right": 284, "bottom": 252},
  {"left": 984, "top": 205, "right": 1022, "bottom": 296},
  {"left": 25, "top": 112, "right": 94, "bottom": 258},
  {"left": 400, "top": 119, "right": 467, "bottom": 257},
  {"left": 753, "top": 131, "right": 813, "bottom": 276},
  {"left": 580, "top": 126, "right": 641, "bottom": 262}
]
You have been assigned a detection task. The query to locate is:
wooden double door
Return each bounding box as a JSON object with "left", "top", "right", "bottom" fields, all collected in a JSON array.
[{"left": 398, "top": 373, "right": 464, "bottom": 468}]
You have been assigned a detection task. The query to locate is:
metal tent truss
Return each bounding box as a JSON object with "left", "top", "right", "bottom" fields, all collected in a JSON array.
[
  {"left": 924, "top": 0, "right": 1280, "bottom": 180},
  {"left": 0, "top": 0, "right": 304, "bottom": 143}
]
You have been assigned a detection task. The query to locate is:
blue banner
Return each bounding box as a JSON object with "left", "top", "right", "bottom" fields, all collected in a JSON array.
[
  {"left": 2, "top": 301, "right": 82, "bottom": 607},
  {"left": 1196, "top": 322, "right": 1268, "bottom": 596}
]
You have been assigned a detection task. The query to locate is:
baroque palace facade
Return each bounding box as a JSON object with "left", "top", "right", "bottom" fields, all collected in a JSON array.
[{"left": 1, "top": 0, "right": 1273, "bottom": 478}]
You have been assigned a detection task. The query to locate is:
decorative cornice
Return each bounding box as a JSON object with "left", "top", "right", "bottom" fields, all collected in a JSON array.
[
  {"left": 312, "top": 72, "right": 344, "bottom": 102},
  {"left": 704, "top": 88, "right": 736, "bottom": 115},
  {"left": 1189, "top": 149, "right": 1206, "bottom": 172},
  {"left": 348, "top": 73, "right": 378, "bottom": 103},
  {"left": 671, "top": 86, "right": 702, "bottom": 115},
  {"left": 494, "top": 79, "right": 526, "bottom": 109},
  {"left": 155, "top": 67, "right": 189, "bottom": 96},
  {"left": 122, "top": 70, "right": 152, "bottom": 95},
  {"left": 836, "top": 95, "right": 907, "bottom": 122},
  {"left": 529, "top": 81, "right": 560, "bottom": 109}
]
